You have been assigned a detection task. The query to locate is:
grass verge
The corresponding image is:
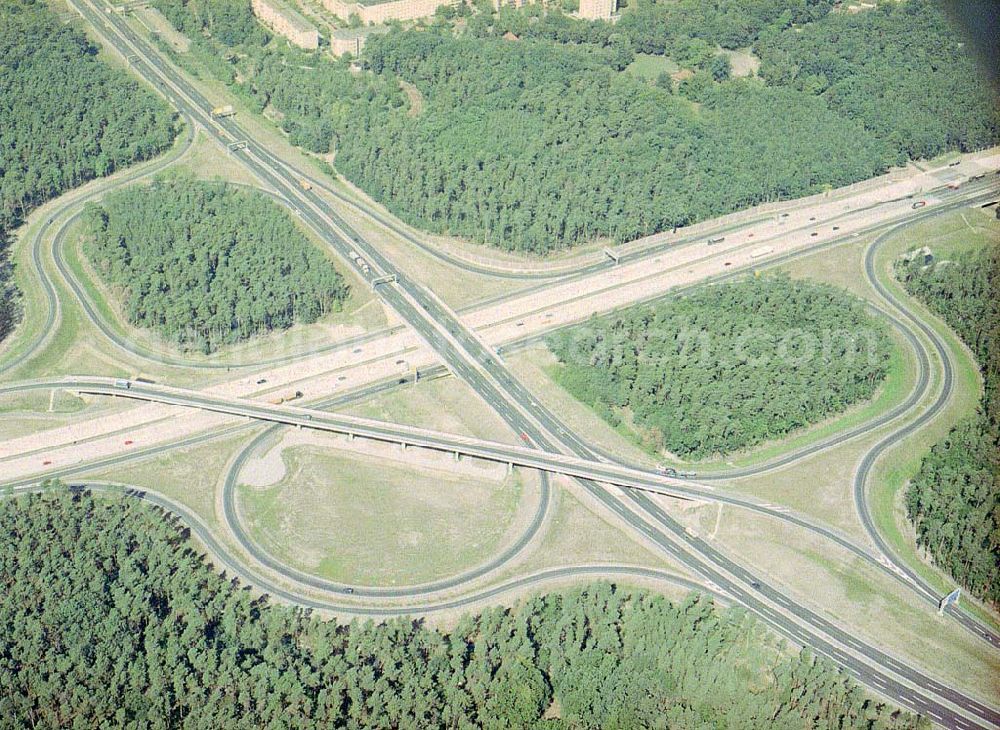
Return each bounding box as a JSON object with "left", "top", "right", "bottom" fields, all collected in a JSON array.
[{"left": 238, "top": 443, "right": 524, "bottom": 585}]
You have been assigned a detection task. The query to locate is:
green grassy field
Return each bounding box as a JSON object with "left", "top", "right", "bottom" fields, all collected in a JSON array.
[
  {"left": 625, "top": 53, "right": 680, "bottom": 81},
  {"left": 706, "top": 503, "right": 1000, "bottom": 704},
  {"left": 512, "top": 479, "right": 676, "bottom": 577},
  {"left": 83, "top": 427, "right": 263, "bottom": 522},
  {"left": 238, "top": 445, "right": 525, "bottom": 585},
  {"left": 343, "top": 373, "right": 519, "bottom": 443}
]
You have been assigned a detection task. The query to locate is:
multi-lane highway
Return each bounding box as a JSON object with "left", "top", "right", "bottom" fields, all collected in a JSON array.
[
  {"left": 6, "top": 1, "right": 999, "bottom": 727},
  {"left": 0, "top": 360, "right": 985, "bottom": 628},
  {"left": 2, "top": 376, "right": 728, "bottom": 500}
]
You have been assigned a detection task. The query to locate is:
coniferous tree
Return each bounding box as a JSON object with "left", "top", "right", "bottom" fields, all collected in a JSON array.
[
  {"left": 897, "top": 246, "right": 1000, "bottom": 606},
  {"left": 83, "top": 176, "right": 350, "bottom": 352},
  {"left": 0, "top": 487, "right": 931, "bottom": 729},
  {"left": 547, "top": 275, "right": 893, "bottom": 458},
  {"left": 0, "top": 0, "right": 177, "bottom": 343}
]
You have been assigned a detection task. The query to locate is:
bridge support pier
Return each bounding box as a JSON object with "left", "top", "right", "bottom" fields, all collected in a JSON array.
[
  {"left": 400, "top": 442, "right": 407, "bottom": 452},
  {"left": 453, "top": 451, "right": 460, "bottom": 462}
]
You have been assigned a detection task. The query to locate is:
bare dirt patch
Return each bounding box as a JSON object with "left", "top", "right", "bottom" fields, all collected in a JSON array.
[
  {"left": 399, "top": 79, "right": 424, "bottom": 117},
  {"left": 134, "top": 7, "right": 191, "bottom": 53},
  {"left": 721, "top": 48, "right": 760, "bottom": 78}
]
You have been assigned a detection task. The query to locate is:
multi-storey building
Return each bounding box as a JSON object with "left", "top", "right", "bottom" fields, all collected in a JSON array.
[
  {"left": 251, "top": 0, "right": 320, "bottom": 48},
  {"left": 330, "top": 26, "right": 389, "bottom": 57},
  {"left": 577, "top": 0, "right": 615, "bottom": 20},
  {"left": 322, "top": 0, "right": 458, "bottom": 24}
]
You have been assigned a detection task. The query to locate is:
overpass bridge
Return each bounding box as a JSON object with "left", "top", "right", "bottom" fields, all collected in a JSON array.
[{"left": 63, "top": 377, "right": 705, "bottom": 501}]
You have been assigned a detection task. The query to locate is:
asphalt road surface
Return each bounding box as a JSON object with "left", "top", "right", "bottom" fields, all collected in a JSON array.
[{"left": 21, "top": 3, "right": 1000, "bottom": 726}]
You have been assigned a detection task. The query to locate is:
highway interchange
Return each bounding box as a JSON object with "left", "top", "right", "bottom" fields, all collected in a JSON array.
[{"left": 1, "top": 0, "right": 999, "bottom": 727}]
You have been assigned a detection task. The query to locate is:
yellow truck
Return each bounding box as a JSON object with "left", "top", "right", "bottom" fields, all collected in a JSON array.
[
  {"left": 210, "top": 105, "right": 235, "bottom": 118},
  {"left": 269, "top": 390, "right": 304, "bottom": 405}
]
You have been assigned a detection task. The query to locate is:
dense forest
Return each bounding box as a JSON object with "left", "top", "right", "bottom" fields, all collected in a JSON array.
[
  {"left": 754, "top": 1, "right": 1000, "bottom": 162},
  {"left": 481, "top": 0, "right": 832, "bottom": 69},
  {"left": 154, "top": 0, "right": 997, "bottom": 254},
  {"left": 83, "top": 177, "right": 348, "bottom": 352},
  {"left": 547, "top": 275, "right": 892, "bottom": 458},
  {"left": 0, "top": 0, "right": 178, "bottom": 341},
  {"left": 339, "top": 33, "right": 889, "bottom": 253},
  {"left": 0, "top": 487, "right": 929, "bottom": 729},
  {"left": 896, "top": 245, "right": 999, "bottom": 607},
  {"left": 0, "top": 230, "right": 13, "bottom": 344}
]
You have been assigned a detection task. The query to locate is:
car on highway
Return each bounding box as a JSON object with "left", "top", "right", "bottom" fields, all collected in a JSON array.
[
  {"left": 124, "top": 440, "right": 134, "bottom": 445},
  {"left": 256, "top": 378, "right": 267, "bottom": 384},
  {"left": 912, "top": 201, "right": 927, "bottom": 209},
  {"left": 810, "top": 232, "right": 818, "bottom": 237},
  {"left": 343, "top": 587, "right": 355, "bottom": 594},
  {"left": 750, "top": 581, "right": 761, "bottom": 589}
]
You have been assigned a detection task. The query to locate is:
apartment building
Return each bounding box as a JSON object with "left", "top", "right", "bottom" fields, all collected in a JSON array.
[
  {"left": 323, "top": 0, "right": 458, "bottom": 24},
  {"left": 251, "top": 0, "right": 320, "bottom": 48},
  {"left": 330, "top": 25, "right": 389, "bottom": 56},
  {"left": 577, "top": 0, "right": 615, "bottom": 20}
]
